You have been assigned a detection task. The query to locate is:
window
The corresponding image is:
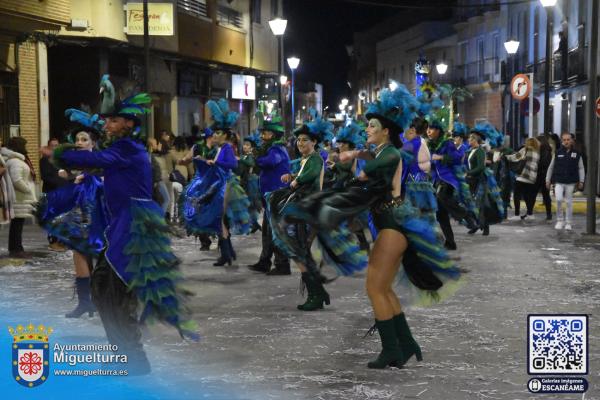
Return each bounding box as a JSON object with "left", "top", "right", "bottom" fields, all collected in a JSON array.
[
  {"left": 477, "top": 38, "right": 484, "bottom": 80},
  {"left": 178, "top": 0, "right": 208, "bottom": 19},
  {"left": 218, "top": 3, "right": 243, "bottom": 29},
  {"left": 251, "top": 0, "right": 261, "bottom": 24},
  {"left": 492, "top": 33, "right": 500, "bottom": 74},
  {"left": 271, "top": 0, "right": 278, "bottom": 17}
]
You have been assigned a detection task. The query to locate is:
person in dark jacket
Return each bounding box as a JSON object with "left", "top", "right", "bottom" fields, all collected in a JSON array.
[
  {"left": 535, "top": 135, "right": 553, "bottom": 220},
  {"left": 247, "top": 117, "right": 291, "bottom": 275},
  {"left": 40, "top": 138, "right": 68, "bottom": 251},
  {"left": 545, "top": 132, "right": 585, "bottom": 231}
]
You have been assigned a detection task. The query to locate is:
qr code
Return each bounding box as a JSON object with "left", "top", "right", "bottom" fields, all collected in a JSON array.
[{"left": 528, "top": 315, "right": 588, "bottom": 375}]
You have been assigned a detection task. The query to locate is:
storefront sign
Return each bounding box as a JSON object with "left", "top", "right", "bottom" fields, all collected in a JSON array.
[
  {"left": 232, "top": 75, "right": 256, "bottom": 100},
  {"left": 125, "top": 3, "right": 174, "bottom": 36}
]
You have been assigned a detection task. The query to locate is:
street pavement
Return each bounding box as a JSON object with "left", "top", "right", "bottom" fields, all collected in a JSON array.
[{"left": 0, "top": 214, "right": 598, "bottom": 400}]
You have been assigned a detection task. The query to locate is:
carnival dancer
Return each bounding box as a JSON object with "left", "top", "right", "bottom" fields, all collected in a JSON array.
[
  {"left": 400, "top": 117, "right": 436, "bottom": 220},
  {"left": 427, "top": 121, "right": 478, "bottom": 250},
  {"left": 331, "top": 121, "right": 370, "bottom": 251},
  {"left": 268, "top": 122, "right": 329, "bottom": 310},
  {"left": 449, "top": 122, "right": 479, "bottom": 228},
  {"left": 36, "top": 110, "right": 109, "bottom": 318},
  {"left": 55, "top": 93, "right": 198, "bottom": 375},
  {"left": 465, "top": 127, "right": 504, "bottom": 235},
  {"left": 247, "top": 117, "right": 291, "bottom": 275},
  {"left": 222, "top": 129, "right": 251, "bottom": 241},
  {"left": 237, "top": 132, "right": 262, "bottom": 233},
  {"left": 280, "top": 83, "right": 462, "bottom": 368}
]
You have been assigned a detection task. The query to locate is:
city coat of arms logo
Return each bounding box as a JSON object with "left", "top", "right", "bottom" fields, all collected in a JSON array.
[{"left": 8, "top": 323, "right": 53, "bottom": 388}]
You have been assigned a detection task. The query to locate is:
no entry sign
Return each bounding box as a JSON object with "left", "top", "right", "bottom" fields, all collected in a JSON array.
[
  {"left": 596, "top": 97, "right": 600, "bottom": 118},
  {"left": 511, "top": 74, "right": 531, "bottom": 101}
]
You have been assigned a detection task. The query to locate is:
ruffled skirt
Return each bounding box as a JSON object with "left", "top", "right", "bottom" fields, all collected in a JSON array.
[{"left": 36, "top": 175, "right": 109, "bottom": 256}]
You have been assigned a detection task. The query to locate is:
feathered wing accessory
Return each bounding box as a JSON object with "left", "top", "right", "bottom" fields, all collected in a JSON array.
[
  {"left": 65, "top": 109, "right": 105, "bottom": 132},
  {"left": 365, "top": 81, "right": 419, "bottom": 131},
  {"left": 99, "top": 74, "right": 116, "bottom": 115},
  {"left": 206, "top": 98, "right": 239, "bottom": 131}
]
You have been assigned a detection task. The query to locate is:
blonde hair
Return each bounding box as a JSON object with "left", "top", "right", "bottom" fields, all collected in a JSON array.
[{"left": 525, "top": 137, "right": 540, "bottom": 151}]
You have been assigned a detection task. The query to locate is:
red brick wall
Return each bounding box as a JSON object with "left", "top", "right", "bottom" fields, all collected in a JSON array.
[
  {"left": 459, "top": 91, "right": 503, "bottom": 130},
  {"left": 18, "top": 42, "right": 40, "bottom": 179}
]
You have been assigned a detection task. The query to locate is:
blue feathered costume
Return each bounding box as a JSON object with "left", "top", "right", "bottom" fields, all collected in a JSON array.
[{"left": 56, "top": 92, "right": 198, "bottom": 374}]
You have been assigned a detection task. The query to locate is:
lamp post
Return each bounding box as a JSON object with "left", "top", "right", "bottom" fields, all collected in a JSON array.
[
  {"left": 287, "top": 56, "right": 300, "bottom": 130},
  {"left": 269, "top": 18, "right": 287, "bottom": 127},
  {"left": 504, "top": 39, "right": 520, "bottom": 145},
  {"left": 540, "top": 0, "right": 556, "bottom": 135}
]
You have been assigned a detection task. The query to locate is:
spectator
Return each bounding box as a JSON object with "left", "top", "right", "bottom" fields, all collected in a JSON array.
[
  {"left": 536, "top": 135, "right": 554, "bottom": 220},
  {"left": 0, "top": 142, "right": 16, "bottom": 225},
  {"left": 168, "top": 136, "right": 191, "bottom": 222},
  {"left": 506, "top": 137, "right": 540, "bottom": 221},
  {"left": 40, "top": 137, "right": 68, "bottom": 251},
  {"left": 546, "top": 132, "right": 585, "bottom": 231},
  {"left": 2, "top": 137, "right": 37, "bottom": 258},
  {"left": 147, "top": 138, "right": 170, "bottom": 216}
]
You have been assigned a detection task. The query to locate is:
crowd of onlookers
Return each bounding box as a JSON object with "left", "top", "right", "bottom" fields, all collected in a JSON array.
[{"left": 0, "top": 127, "right": 592, "bottom": 259}]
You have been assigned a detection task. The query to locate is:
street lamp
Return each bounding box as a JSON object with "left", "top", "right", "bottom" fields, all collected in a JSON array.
[
  {"left": 504, "top": 38, "right": 520, "bottom": 146},
  {"left": 279, "top": 75, "right": 288, "bottom": 85},
  {"left": 388, "top": 81, "right": 398, "bottom": 91},
  {"left": 270, "top": 18, "right": 287, "bottom": 130},
  {"left": 504, "top": 39, "right": 520, "bottom": 55},
  {"left": 436, "top": 62, "right": 448, "bottom": 75},
  {"left": 341, "top": 98, "right": 349, "bottom": 107},
  {"left": 540, "top": 0, "right": 556, "bottom": 135},
  {"left": 287, "top": 57, "right": 300, "bottom": 129}
]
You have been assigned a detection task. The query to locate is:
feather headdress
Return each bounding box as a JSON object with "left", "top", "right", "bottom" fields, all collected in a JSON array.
[
  {"left": 335, "top": 121, "right": 366, "bottom": 149},
  {"left": 365, "top": 81, "right": 420, "bottom": 133},
  {"left": 451, "top": 121, "right": 469, "bottom": 138},
  {"left": 471, "top": 121, "right": 504, "bottom": 148},
  {"left": 206, "top": 98, "right": 239, "bottom": 131}
]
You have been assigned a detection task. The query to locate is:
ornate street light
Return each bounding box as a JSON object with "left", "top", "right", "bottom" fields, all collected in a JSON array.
[
  {"left": 436, "top": 62, "right": 448, "bottom": 75},
  {"left": 504, "top": 39, "right": 520, "bottom": 54},
  {"left": 287, "top": 57, "right": 300, "bottom": 129},
  {"left": 268, "top": 18, "right": 287, "bottom": 36}
]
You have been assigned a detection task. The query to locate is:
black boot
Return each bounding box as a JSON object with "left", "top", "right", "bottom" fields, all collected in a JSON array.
[
  {"left": 227, "top": 236, "right": 236, "bottom": 260},
  {"left": 199, "top": 234, "right": 211, "bottom": 251},
  {"left": 367, "top": 319, "right": 405, "bottom": 369},
  {"left": 393, "top": 313, "right": 422, "bottom": 364},
  {"left": 444, "top": 240, "right": 457, "bottom": 250},
  {"left": 297, "top": 272, "right": 330, "bottom": 311},
  {"left": 247, "top": 260, "right": 271, "bottom": 272},
  {"left": 266, "top": 263, "right": 291, "bottom": 275},
  {"left": 66, "top": 277, "right": 96, "bottom": 318},
  {"left": 465, "top": 213, "right": 479, "bottom": 232},
  {"left": 213, "top": 237, "right": 232, "bottom": 266},
  {"left": 250, "top": 222, "right": 262, "bottom": 233},
  {"left": 482, "top": 224, "right": 489, "bottom": 236}
]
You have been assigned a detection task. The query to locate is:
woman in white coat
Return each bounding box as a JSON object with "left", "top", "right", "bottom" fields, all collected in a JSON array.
[{"left": 2, "top": 137, "right": 37, "bottom": 258}]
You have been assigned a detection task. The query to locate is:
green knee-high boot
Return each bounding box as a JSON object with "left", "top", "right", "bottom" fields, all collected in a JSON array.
[
  {"left": 367, "top": 319, "right": 404, "bottom": 369},
  {"left": 297, "top": 272, "right": 330, "bottom": 311},
  {"left": 393, "top": 313, "right": 423, "bottom": 364}
]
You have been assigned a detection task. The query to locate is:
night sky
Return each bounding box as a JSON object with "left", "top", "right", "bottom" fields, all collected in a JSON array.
[{"left": 282, "top": 0, "right": 456, "bottom": 109}]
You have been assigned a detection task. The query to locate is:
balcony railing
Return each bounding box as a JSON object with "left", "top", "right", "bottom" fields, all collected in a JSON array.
[
  {"left": 178, "top": 0, "right": 208, "bottom": 18},
  {"left": 524, "top": 46, "right": 587, "bottom": 88},
  {"left": 452, "top": 57, "right": 500, "bottom": 86}
]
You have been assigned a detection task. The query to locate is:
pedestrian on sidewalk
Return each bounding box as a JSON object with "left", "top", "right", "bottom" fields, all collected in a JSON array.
[
  {"left": 246, "top": 116, "right": 291, "bottom": 275},
  {"left": 505, "top": 137, "right": 540, "bottom": 221},
  {"left": 3, "top": 137, "right": 37, "bottom": 258},
  {"left": 545, "top": 132, "right": 585, "bottom": 231},
  {"left": 535, "top": 135, "right": 554, "bottom": 220}
]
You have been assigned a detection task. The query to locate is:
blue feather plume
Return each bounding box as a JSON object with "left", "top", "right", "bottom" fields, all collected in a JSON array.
[
  {"left": 336, "top": 121, "right": 366, "bottom": 148},
  {"left": 207, "top": 98, "right": 239, "bottom": 130},
  {"left": 306, "top": 108, "right": 335, "bottom": 143},
  {"left": 472, "top": 121, "right": 504, "bottom": 148},
  {"left": 366, "top": 81, "right": 419, "bottom": 131}
]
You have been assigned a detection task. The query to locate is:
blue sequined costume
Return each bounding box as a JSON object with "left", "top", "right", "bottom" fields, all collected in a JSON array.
[{"left": 37, "top": 172, "right": 108, "bottom": 256}]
